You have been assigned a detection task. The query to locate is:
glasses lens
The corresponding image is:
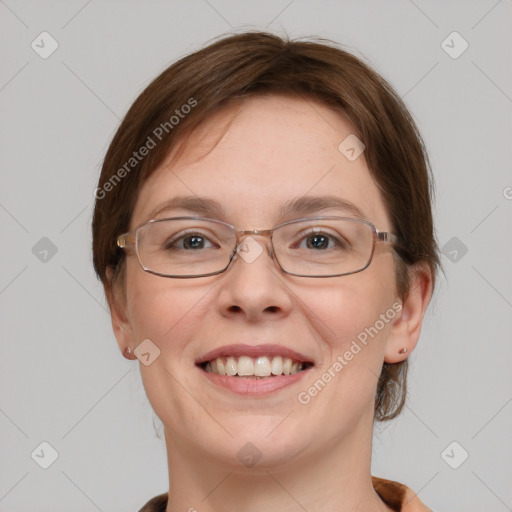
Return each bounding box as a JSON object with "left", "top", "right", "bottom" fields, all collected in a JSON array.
[
  {"left": 273, "top": 218, "right": 374, "bottom": 276},
  {"left": 136, "top": 218, "right": 235, "bottom": 276}
]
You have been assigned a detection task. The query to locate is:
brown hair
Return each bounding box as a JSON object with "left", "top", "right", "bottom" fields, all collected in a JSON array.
[{"left": 92, "top": 31, "right": 440, "bottom": 422}]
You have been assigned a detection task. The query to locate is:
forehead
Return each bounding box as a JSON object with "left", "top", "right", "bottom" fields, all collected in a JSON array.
[{"left": 131, "top": 95, "right": 391, "bottom": 230}]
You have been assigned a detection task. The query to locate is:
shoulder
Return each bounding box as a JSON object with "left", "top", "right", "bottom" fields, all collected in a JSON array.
[{"left": 372, "top": 476, "right": 432, "bottom": 512}]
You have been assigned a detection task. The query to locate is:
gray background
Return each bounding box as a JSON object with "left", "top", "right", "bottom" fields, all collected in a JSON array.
[{"left": 0, "top": 1, "right": 511, "bottom": 511}]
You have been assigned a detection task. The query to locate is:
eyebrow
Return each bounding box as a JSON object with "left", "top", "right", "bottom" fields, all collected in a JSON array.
[
  {"left": 145, "top": 194, "right": 367, "bottom": 224},
  {"left": 146, "top": 196, "right": 227, "bottom": 222},
  {"left": 279, "top": 195, "right": 367, "bottom": 220}
]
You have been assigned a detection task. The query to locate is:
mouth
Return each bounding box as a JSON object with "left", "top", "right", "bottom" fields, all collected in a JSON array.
[
  {"left": 195, "top": 344, "right": 314, "bottom": 395},
  {"left": 199, "top": 355, "right": 314, "bottom": 378}
]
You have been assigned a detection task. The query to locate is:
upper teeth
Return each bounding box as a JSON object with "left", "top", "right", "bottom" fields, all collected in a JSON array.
[{"left": 204, "top": 356, "right": 305, "bottom": 377}]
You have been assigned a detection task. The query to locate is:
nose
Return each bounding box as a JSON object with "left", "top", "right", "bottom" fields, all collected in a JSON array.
[{"left": 215, "top": 235, "right": 293, "bottom": 322}]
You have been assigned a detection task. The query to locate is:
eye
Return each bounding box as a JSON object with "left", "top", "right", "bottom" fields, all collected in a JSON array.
[
  {"left": 295, "top": 228, "right": 349, "bottom": 250},
  {"left": 305, "top": 233, "right": 332, "bottom": 250},
  {"left": 164, "top": 230, "right": 219, "bottom": 250}
]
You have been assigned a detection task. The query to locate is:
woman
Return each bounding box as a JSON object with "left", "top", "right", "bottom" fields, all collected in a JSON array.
[{"left": 92, "top": 31, "right": 439, "bottom": 512}]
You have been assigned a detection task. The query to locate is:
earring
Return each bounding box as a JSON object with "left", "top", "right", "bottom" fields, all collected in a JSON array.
[
  {"left": 124, "top": 346, "right": 136, "bottom": 360},
  {"left": 398, "top": 347, "right": 407, "bottom": 354}
]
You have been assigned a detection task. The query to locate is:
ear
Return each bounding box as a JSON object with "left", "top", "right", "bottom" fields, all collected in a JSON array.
[
  {"left": 104, "top": 266, "right": 135, "bottom": 358},
  {"left": 384, "top": 262, "right": 433, "bottom": 363}
]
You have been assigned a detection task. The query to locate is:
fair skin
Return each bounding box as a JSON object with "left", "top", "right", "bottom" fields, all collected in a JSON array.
[{"left": 107, "top": 95, "right": 432, "bottom": 512}]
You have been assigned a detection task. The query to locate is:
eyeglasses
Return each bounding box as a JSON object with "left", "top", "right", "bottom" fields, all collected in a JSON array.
[{"left": 117, "top": 216, "right": 400, "bottom": 279}]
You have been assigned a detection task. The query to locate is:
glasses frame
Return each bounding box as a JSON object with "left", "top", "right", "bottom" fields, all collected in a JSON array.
[{"left": 117, "top": 215, "right": 400, "bottom": 279}]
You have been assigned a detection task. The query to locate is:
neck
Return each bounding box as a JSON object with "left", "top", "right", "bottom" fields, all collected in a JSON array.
[{"left": 163, "top": 412, "right": 393, "bottom": 512}]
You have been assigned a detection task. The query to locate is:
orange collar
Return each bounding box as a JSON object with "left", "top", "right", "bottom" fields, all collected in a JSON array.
[{"left": 138, "top": 475, "right": 432, "bottom": 512}]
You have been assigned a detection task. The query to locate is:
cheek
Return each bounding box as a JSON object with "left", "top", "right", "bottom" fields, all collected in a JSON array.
[
  {"left": 298, "top": 266, "right": 397, "bottom": 358},
  {"left": 125, "top": 265, "right": 207, "bottom": 349},
  {"left": 294, "top": 268, "right": 398, "bottom": 421},
  {"left": 124, "top": 270, "right": 214, "bottom": 431}
]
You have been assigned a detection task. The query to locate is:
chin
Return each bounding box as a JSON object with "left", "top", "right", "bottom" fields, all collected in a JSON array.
[{"left": 205, "top": 418, "right": 310, "bottom": 470}]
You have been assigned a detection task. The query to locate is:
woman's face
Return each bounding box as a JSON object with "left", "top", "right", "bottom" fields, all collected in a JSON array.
[{"left": 116, "top": 95, "right": 404, "bottom": 468}]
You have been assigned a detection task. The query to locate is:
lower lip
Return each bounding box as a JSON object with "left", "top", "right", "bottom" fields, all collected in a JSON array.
[{"left": 199, "top": 367, "right": 312, "bottom": 395}]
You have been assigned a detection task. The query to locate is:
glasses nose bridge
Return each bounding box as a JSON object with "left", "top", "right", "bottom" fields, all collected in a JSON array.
[
  {"left": 238, "top": 228, "right": 274, "bottom": 238},
  {"left": 234, "top": 227, "right": 276, "bottom": 257}
]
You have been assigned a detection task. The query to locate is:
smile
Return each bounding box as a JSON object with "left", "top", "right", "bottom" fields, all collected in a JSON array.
[
  {"left": 201, "top": 355, "right": 313, "bottom": 378},
  {"left": 196, "top": 344, "right": 315, "bottom": 395}
]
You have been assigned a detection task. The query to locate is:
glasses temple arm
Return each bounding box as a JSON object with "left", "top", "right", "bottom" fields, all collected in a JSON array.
[
  {"left": 117, "top": 232, "right": 136, "bottom": 248},
  {"left": 376, "top": 231, "right": 400, "bottom": 244}
]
